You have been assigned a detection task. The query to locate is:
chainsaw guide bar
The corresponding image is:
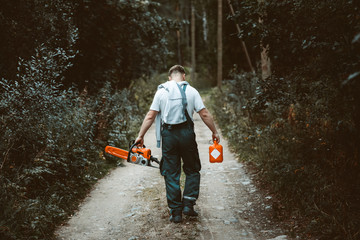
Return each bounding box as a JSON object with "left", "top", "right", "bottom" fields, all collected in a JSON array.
[{"left": 105, "top": 143, "right": 159, "bottom": 168}]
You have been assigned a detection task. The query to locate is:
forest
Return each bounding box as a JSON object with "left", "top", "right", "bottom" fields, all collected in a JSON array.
[{"left": 0, "top": 0, "right": 359, "bottom": 239}]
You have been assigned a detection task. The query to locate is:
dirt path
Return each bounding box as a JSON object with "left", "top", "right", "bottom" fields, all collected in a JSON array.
[{"left": 55, "top": 114, "right": 289, "bottom": 240}]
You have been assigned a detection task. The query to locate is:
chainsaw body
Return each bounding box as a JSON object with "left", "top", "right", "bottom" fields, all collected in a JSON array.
[
  {"left": 128, "top": 147, "right": 151, "bottom": 166},
  {"left": 105, "top": 143, "right": 159, "bottom": 167}
]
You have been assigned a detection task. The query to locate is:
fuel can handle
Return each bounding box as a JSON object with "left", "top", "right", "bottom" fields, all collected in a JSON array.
[{"left": 209, "top": 140, "right": 223, "bottom": 163}]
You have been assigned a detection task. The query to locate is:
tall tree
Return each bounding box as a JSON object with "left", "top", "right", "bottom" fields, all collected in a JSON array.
[
  {"left": 217, "top": 0, "right": 223, "bottom": 88},
  {"left": 258, "top": 0, "right": 271, "bottom": 79},
  {"left": 227, "top": 0, "right": 255, "bottom": 73},
  {"left": 191, "top": 0, "right": 196, "bottom": 81},
  {"left": 260, "top": 40, "right": 271, "bottom": 79},
  {"left": 176, "top": 2, "right": 183, "bottom": 65},
  {"left": 182, "top": 0, "right": 190, "bottom": 49},
  {"left": 66, "top": 1, "right": 169, "bottom": 92}
]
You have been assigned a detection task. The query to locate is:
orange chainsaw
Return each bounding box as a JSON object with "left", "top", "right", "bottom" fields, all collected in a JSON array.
[{"left": 105, "top": 141, "right": 160, "bottom": 168}]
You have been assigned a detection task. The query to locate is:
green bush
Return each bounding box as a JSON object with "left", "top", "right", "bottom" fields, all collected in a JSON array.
[
  {"left": 131, "top": 73, "right": 167, "bottom": 114},
  {"left": 0, "top": 44, "right": 142, "bottom": 239},
  {"left": 0, "top": 1, "right": 168, "bottom": 239},
  {"left": 210, "top": 1, "right": 360, "bottom": 238},
  {"left": 209, "top": 71, "right": 360, "bottom": 239}
]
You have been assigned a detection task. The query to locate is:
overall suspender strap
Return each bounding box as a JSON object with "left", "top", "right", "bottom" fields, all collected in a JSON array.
[{"left": 177, "top": 83, "right": 194, "bottom": 127}]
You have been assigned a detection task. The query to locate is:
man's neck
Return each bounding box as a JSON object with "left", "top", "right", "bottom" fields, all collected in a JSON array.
[{"left": 172, "top": 78, "right": 183, "bottom": 83}]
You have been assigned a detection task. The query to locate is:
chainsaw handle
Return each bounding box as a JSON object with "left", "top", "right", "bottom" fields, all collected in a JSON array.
[
  {"left": 130, "top": 139, "right": 145, "bottom": 148},
  {"left": 127, "top": 142, "right": 137, "bottom": 162}
]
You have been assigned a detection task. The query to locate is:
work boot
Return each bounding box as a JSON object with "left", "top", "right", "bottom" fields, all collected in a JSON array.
[
  {"left": 183, "top": 205, "right": 198, "bottom": 217},
  {"left": 169, "top": 209, "right": 182, "bottom": 223}
]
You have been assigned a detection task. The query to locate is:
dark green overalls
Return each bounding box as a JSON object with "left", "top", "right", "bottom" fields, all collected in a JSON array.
[{"left": 160, "top": 84, "right": 201, "bottom": 211}]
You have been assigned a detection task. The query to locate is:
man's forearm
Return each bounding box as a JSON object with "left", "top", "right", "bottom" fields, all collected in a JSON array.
[
  {"left": 198, "top": 108, "right": 218, "bottom": 134},
  {"left": 138, "top": 110, "right": 158, "bottom": 138}
]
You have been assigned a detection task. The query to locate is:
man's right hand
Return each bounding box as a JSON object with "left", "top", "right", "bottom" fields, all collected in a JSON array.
[{"left": 135, "top": 136, "right": 144, "bottom": 146}]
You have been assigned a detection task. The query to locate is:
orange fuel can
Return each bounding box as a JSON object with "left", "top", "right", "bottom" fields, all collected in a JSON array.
[{"left": 209, "top": 140, "right": 223, "bottom": 163}]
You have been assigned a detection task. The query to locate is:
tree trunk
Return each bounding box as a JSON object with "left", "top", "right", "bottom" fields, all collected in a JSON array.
[
  {"left": 260, "top": 42, "right": 271, "bottom": 80},
  {"left": 227, "top": 0, "right": 255, "bottom": 73},
  {"left": 176, "top": 3, "right": 182, "bottom": 65},
  {"left": 202, "top": 4, "right": 208, "bottom": 42},
  {"left": 183, "top": 0, "right": 190, "bottom": 49},
  {"left": 191, "top": 1, "right": 196, "bottom": 81},
  {"left": 258, "top": 0, "right": 271, "bottom": 80},
  {"left": 217, "top": 0, "right": 223, "bottom": 88}
]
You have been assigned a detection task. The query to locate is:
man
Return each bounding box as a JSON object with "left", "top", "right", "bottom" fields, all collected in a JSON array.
[{"left": 135, "top": 65, "right": 220, "bottom": 223}]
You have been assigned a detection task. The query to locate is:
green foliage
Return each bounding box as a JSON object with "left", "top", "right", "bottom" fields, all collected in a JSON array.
[
  {"left": 210, "top": 72, "right": 360, "bottom": 239},
  {"left": 0, "top": 46, "right": 142, "bottom": 240},
  {"left": 0, "top": 0, "right": 166, "bottom": 238},
  {"left": 66, "top": 0, "right": 170, "bottom": 92},
  {"left": 0, "top": 0, "right": 75, "bottom": 81},
  {"left": 131, "top": 73, "right": 167, "bottom": 114},
  {"left": 97, "top": 82, "right": 142, "bottom": 149},
  {"left": 0, "top": 0, "right": 171, "bottom": 93},
  {"left": 231, "top": 0, "right": 360, "bottom": 76},
  {"left": 210, "top": 1, "right": 360, "bottom": 239},
  {"left": 0, "top": 0, "right": 167, "bottom": 239}
]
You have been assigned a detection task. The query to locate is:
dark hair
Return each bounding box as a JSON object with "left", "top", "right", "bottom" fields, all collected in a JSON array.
[{"left": 168, "top": 65, "right": 186, "bottom": 76}]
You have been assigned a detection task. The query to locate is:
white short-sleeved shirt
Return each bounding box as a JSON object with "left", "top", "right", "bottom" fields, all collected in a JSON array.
[{"left": 150, "top": 81, "right": 205, "bottom": 125}]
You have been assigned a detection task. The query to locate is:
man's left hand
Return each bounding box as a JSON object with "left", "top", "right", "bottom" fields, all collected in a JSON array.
[{"left": 212, "top": 132, "right": 220, "bottom": 143}]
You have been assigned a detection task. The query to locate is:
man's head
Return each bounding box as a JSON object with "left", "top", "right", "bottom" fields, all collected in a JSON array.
[{"left": 168, "top": 65, "right": 186, "bottom": 82}]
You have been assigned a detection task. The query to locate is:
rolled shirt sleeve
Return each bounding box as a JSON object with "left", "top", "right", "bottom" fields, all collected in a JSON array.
[
  {"left": 194, "top": 90, "right": 206, "bottom": 113},
  {"left": 150, "top": 90, "right": 162, "bottom": 112}
]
